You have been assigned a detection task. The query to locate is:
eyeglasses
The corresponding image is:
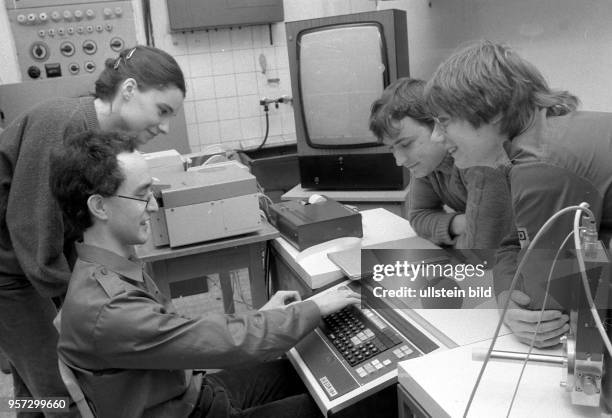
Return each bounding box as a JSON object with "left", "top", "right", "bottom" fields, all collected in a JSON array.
[
  {"left": 113, "top": 47, "right": 137, "bottom": 70},
  {"left": 433, "top": 115, "right": 452, "bottom": 133},
  {"left": 116, "top": 192, "right": 155, "bottom": 208}
]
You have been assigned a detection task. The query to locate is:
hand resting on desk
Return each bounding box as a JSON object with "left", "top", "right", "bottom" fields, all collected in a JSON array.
[{"left": 498, "top": 290, "right": 569, "bottom": 348}]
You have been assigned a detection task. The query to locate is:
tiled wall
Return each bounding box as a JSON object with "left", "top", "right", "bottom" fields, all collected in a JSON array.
[{"left": 149, "top": 0, "right": 376, "bottom": 153}]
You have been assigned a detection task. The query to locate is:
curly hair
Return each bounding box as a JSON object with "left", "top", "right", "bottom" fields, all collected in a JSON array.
[
  {"left": 425, "top": 40, "right": 579, "bottom": 138},
  {"left": 369, "top": 78, "right": 434, "bottom": 141},
  {"left": 50, "top": 131, "right": 140, "bottom": 235},
  {"left": 95, "top": 44, "right": 186, "bottom": 100}
]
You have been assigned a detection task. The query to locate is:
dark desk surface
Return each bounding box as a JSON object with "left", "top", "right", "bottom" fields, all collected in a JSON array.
[{"left": 134, "top": 221, "right": 279, "bottom": 262}]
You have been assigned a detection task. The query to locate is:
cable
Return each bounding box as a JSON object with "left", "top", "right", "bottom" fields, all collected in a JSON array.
[
  {"left": 505, "top": 230, "right": 574, "bottom": 417},
  {"left": 572, "top": 207, "right": 612, "bottom": 358},
  {"left": 254, "top": 105, "right": 270, "bottom": 151},
  {"left": 463, "top": 204, "right": 595, "bottom": 418}
]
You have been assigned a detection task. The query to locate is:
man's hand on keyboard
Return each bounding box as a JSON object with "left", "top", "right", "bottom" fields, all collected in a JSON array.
[{"left": 311, "top": 286, "right": 361, "bottom": 316}]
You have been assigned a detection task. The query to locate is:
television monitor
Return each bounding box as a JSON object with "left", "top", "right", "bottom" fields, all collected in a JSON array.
[{"left": 286, "top": 9, "right": 410, "bottom": 190}]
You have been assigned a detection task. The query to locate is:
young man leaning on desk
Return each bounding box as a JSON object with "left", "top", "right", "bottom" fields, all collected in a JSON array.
[
  {"left": 49, "top": 130, "right": 361, "bottom": 418},
  {"left": 369, "top": 77, "right": 513, "bottom": 249}
]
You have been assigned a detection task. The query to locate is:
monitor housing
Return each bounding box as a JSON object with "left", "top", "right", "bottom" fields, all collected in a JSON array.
[{"left": 286, "top": 9, "right": 410, "bottom": 190}]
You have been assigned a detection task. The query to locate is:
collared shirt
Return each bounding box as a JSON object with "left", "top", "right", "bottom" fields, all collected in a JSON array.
[{"left": 58, "top": 243, "right": 321, "bottom": 418}]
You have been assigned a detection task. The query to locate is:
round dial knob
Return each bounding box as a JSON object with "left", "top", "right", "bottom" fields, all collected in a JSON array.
[
  {"left": 85, "top": 9, "right": 95, "bottom": 19},
  {"left": 60, "top": 41, "right": 75, "bottom": 56},
  {"left": 74, "top": 10, "right": 83, "bottom": 20},
  {"left": 51, "top": 11, "right": 61, "bottom": 22},
  {"left": 82, "top": 40, "right": 97, "bottom": 54},
  {"left": 17, "top": 14, "right": 26, "bottom": 24},
  {"left": 27, "top": 66, "right": 41, "bottom": 79},
  {"left": 63, "top": 10, "right": 73, "bottom": 21},
  {"left": 31, "top": 42, "right": 49, "bottom": 60},
  {"left": 38, "top": 12, "right": 48, "bottom": 22}
]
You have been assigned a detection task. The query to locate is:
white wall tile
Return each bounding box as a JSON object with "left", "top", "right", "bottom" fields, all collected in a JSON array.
[
  {"left": 209, "top": 28, "right": 232, "bottom": 52},
  {"left": 187, "top": 32, "right": 210, "bottom": 54},
  {"left": 276, "top": 69, "right": 292, "bottom": 96},
  {"left": 182, "top": 101, "right": 197, "bottom": 125},
  {"left": 232, "top": 50, "right": 256, "bottom": 73},
  {"left": 174, "top": 55, "right": 191, "bottom": 79},
  {"left": 199, "top": 122, "right": 221, "bottom": 144},
  {"left": 159, "top": 32, "right": 189, "bottom": 56},
  {"left": 238, "top": 95, "right": 261, "bottom": 118},
  {"left": 275, "top": 46, "right": 290, "bottom": 70},
  {"left": 267, "top": 113, "right": 283, "bottom": 136},
  {"left": 189, "top": 53, "right": 213, "bottom": 78},
  {"left": 240, "top": 117, "right": 263, "bottom": 140},
  {"left": 217, "top": 97, "right": 240, "bottom": 120},
  {"left": 191, "top": 77, "right": 216, "bottom": 100},
  {"left": 219, "top": 119, "right": 242, "bottom": 141},
  {"left": 281, "top": 111, "right": 296, "bottom": 134},
  {"left": 187, "top": 124, "right": 201, "bottom": 151},
  {"left": 257, "top": 47, "right": 277, "bottom": 71},
  {"left": 195, "top": 100, "right": 219, "bottom": 122},
  {"left": 184, "top": 78, "right": 195, "bottom": 102},
  {"left": 235, "top": 73, "right": 259, "bottom": 96},
  {"left": 211, "top": 51, "right": 235, "bottom": 75},
  {"left": 230, "top": 26, "right": 253, "bottom": 50},
  {"left": 213, "top": 75, "right": 237, "bottom": 98}
]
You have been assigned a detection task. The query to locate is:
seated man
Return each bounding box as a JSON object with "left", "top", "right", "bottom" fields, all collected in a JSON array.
[
  {"left": 50, "top": 130, "right": 360, "bottom": 418},
  {"left": 369, "top": 77, "right": 513, "bottom": 249}
]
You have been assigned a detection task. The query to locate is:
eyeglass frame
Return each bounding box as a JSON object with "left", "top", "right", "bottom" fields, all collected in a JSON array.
[{"left": 116, "top": 192, "right": 156, "bottom": 208}]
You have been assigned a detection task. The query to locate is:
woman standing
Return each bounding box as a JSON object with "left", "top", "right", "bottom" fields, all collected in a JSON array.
[{"left": 0, "top": 45, "right": 185, "bottom": 416}]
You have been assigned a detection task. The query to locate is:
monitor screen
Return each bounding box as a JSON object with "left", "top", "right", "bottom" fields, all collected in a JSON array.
[{"left": 298, "top": 24, "right": 387, "bottom": 148}]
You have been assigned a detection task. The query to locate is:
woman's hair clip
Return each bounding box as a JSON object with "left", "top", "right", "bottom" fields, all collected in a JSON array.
[{"left": 113, "top": 47, "right": 137, "bottom": 70}]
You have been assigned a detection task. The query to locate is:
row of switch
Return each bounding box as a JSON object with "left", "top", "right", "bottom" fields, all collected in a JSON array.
[
  {"left": 355, "top": 358, "right": 392, "bottom": 378},
  {"left": 354, "top": 345, "right": 414, "bottom": 379},
  {"left": 31, "top": 38, "right": 125, "bottom": 61},
  {"left": 38, "top": 24, "right": 114, "bottom": 38},
  {"left": 16, "top": 7, "right": 124, "bottom": 25},
  {"left": 27, "top": 61, "right": 97, "bottom": 79}
]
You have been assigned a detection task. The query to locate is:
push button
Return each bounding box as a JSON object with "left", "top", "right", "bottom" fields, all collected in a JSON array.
[{"left": 45, "top": 63, "right": 62, "bottom": 78}]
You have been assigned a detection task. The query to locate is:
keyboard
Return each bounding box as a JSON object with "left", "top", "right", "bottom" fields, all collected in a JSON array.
[{"left": 321, "top": 306, "right": 403, "bottom": 367}]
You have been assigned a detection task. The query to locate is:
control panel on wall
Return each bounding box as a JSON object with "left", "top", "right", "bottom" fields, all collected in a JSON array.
[{"left": 6, "top": 0, "right": 137, "bottom": 80}]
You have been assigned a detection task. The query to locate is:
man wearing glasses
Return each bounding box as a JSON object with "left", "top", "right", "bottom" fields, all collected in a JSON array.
[{"left": 49, "top": 130, "right": 360, "bottom": 418}]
